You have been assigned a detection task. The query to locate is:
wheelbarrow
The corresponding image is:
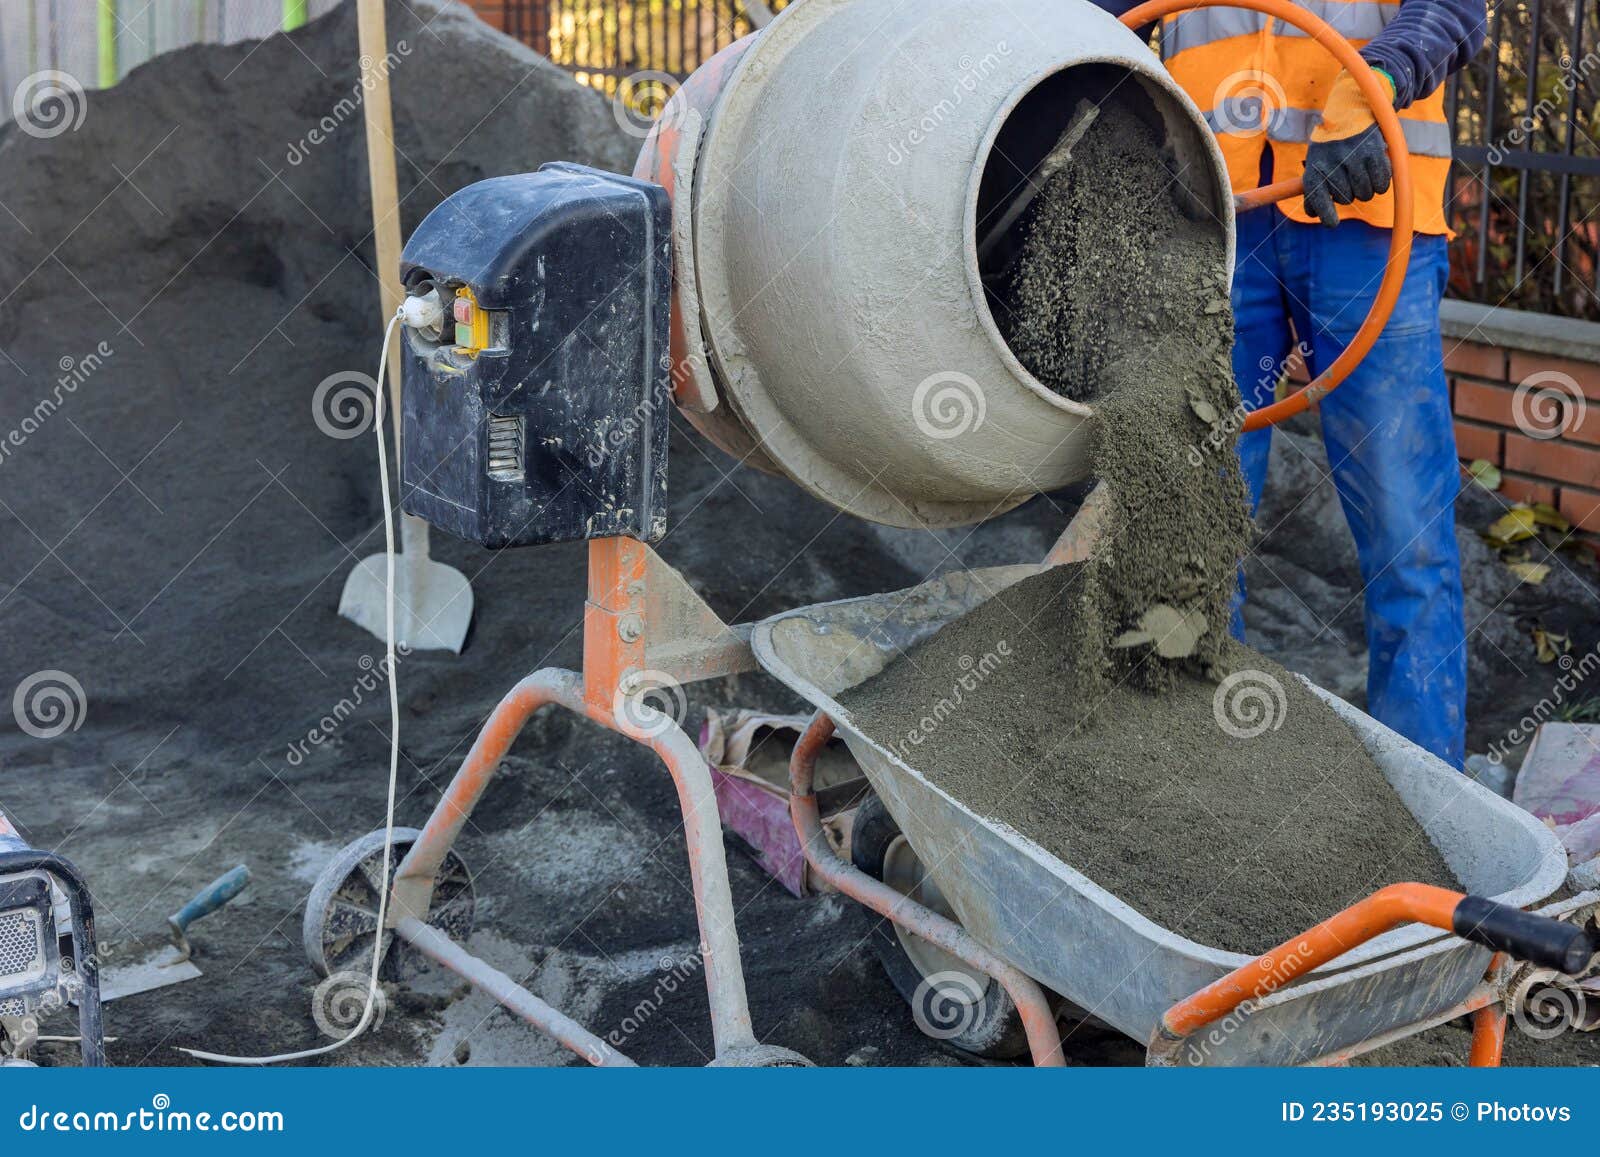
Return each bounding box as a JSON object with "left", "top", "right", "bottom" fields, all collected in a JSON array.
[{"left": 753, "top": 564, "right": 1600, "bottom": 1066}]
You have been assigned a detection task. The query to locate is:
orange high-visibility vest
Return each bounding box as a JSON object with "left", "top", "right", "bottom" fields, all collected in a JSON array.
[{"left": 1160, "top": 3, "right": 1452, "bottom": 234}]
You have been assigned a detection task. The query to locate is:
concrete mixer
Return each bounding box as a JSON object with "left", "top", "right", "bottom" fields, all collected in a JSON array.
[
  {"left": 295, "top": 0, "right": 1593, "bottom": 1071},
  {"left": 631, "top": 0, "right": 1233, "bottom": 527}
]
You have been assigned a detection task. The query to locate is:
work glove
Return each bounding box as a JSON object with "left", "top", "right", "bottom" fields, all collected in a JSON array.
[{"left": 1302, "top": 69, "right": 1396, "bottom": 228}]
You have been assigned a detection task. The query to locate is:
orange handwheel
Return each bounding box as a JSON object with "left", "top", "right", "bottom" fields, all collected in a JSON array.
[{"left": 1119, "top": 0, "right": 1414, "bottom": 432}]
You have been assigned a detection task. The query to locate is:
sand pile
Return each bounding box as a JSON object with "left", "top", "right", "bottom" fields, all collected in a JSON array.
[
  {"left": 0, "top": 0, "right": 633, "bottom": 765},
  {"left": 845, "top": 97, "right": 1457, "bottom": 953}
]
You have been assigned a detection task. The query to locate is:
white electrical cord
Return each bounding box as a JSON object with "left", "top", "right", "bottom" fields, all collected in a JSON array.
[{"left": 180, "top": 310, "right": 406, "bottom": 1065}]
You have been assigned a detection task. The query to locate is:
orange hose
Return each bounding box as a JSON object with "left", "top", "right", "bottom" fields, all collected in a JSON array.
[{"left": 1119, "top": 0, "right": 1414, "bottom": 431}]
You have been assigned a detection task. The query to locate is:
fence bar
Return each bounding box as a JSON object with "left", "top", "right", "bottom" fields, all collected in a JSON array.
[
  {"left": 1476, "top": 3, "right": 1503, "bottom": 288},
  {"left": 1556, "top": 0, "right": 1584, "bottom": 299},
  {"left": 1514, "top": 0, "right": 1544, "bottom": 289},
  {"left": 97, "top": 0, "right": 117, "bottom": 87}
]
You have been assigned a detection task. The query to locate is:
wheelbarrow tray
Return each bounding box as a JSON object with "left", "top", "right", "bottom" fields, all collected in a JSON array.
[{"left": 750, "top": 565, "right": 1569, "bottom": 1065}]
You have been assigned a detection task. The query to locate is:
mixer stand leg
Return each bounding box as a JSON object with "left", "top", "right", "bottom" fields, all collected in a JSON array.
[{"left": 388, "top": 665, "right": 787, "bottom": 1065}]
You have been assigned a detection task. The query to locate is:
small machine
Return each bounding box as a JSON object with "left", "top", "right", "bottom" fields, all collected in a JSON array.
[
  {"left": 396, "top": 164, "right": 670, "bottom": 549},
  {"left": 0, "top": 810, "right": 103, "bottom": 1066}
]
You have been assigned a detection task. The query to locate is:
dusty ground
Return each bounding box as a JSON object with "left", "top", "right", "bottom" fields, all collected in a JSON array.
[{"left": 0, "top": 1, "right": 1596, "bottom": 1069}]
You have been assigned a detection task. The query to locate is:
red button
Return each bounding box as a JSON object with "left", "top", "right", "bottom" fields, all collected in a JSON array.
[{"left": 452, "top": 296, "right": 473, "bottom": 324}]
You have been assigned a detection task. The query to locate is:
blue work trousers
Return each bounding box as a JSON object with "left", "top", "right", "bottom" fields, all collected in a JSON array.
[{"left": 1230, "top": 207, "right": 1467, "bottom": 767}]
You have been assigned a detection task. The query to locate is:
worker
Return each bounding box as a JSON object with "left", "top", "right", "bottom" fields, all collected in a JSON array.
[{"left": 1098, "top": 0, "right": 1485, "bottom": 767}]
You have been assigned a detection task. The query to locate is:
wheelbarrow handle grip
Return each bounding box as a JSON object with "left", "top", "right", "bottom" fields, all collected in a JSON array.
[{"left": 1453, "top": 896, "right": 1595, "bottom": 975}]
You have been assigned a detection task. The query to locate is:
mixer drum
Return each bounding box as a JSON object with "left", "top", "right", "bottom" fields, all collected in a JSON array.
[{"left": 637, "top": 0, "right": 1234, "bottom": 528}]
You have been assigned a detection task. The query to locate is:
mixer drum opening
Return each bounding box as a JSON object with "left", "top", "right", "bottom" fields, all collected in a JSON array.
[{"left": 972, "top": 64, "right": 1233, "bottom": 409}]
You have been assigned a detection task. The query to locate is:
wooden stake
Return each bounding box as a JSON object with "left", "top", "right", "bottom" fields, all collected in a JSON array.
[
  {"left": 356, "top": 0, "right": 403, "bottom": 457},
  {"left": 355, "top": 0, "right": 434, "bottom": 569}
]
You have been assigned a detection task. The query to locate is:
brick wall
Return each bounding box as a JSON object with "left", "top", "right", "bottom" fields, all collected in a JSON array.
[
  {"left": 1441, "top": 309, "right": 1600, "bottom": 541},
  {"left": 1287, "top": 304, "right": 1600, "bottom": 547}
]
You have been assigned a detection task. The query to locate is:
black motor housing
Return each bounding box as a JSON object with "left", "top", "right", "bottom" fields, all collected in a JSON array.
[{"left": 398, "top": 163, "right": 671, "bottom": 549}]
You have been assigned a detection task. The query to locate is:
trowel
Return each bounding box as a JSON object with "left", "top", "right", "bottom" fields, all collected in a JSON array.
[
  {"left": 100, "top": 865, "right": 250, "bottom": 1002},
  {"left": 337, "top": 0, "right": 473, "bottom": 655}
]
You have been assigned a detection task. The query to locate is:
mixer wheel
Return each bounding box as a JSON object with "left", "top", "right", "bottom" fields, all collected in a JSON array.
[
  {"left": 850, "top": 794, "right": 1030, "bottom": 1060},
  {"left": 303, "top": 828, "right": 474, "bottom": 983}
]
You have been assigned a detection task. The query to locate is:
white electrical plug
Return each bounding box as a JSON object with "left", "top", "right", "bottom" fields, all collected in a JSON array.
[{"left": 399, "top": 289, "right": 444, "bottom": 332}]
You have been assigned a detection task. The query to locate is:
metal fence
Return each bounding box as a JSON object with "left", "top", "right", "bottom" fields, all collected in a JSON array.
[
  {"left": 501, "top": 0, "right": 789, "bottom": 95},
  {"left": 1447, "top": 0, "right": 1600, "bottom": 320}
]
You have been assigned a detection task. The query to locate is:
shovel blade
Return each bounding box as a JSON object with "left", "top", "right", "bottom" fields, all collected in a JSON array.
[{"left": 339, "top": 552, "right": 474, "bottom": 654}]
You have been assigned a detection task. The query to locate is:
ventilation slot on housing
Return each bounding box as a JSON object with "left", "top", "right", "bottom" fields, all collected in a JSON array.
[{"left": 487, "top": 414, "right": 524, "bottom": 481}]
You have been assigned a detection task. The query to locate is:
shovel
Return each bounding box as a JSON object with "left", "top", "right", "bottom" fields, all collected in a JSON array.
[
  {"left": 339, "top": 515, "right": 473, "bottom": 653},
  {"left": 338, "top": 0, "right": 473, "bottom": 654}
]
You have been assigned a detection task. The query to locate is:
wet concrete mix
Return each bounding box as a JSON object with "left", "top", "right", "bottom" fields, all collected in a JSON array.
[{"left": 843, "top": 97, "right": 1457, "bottom": 953}]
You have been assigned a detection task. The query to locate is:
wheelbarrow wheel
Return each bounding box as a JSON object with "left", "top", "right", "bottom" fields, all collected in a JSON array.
[
  {"left": 851, "top": 794, "right": 1031, "bottom": 1059},
  {"left": 303, "top": 828, "right": 475, "bottom": 983}
]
